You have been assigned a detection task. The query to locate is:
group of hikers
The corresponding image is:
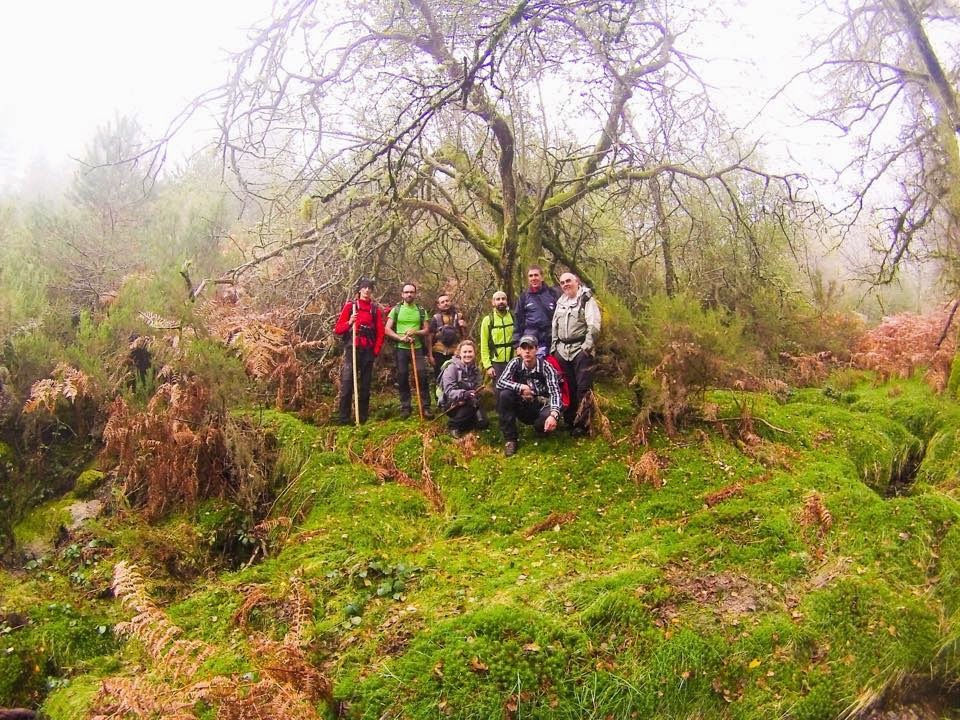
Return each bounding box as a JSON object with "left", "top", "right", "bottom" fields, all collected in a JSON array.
[{"left": 332, "top": 266, "right": 601, "bottom": 457}]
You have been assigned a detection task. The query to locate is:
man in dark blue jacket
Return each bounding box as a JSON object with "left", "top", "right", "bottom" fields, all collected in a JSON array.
[{"left": 511, "top": 265, "right": 561, "bottom": 358}]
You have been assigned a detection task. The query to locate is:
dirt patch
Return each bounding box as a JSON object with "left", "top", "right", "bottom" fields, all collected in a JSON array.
[{"left": 662, "top": 566, "right": 767, "bottom": 620}]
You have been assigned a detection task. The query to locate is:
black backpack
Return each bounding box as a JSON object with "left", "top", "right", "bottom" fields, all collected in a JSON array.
[{"left": 433, "top": 310, "right": 460, "bottom": 347}]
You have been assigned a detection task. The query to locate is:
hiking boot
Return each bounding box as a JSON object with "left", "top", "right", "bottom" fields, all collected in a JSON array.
[
  {"left": 423, "top": 409, "right": 434, "bottom": 420},
  {"left": 504, "top": 440, "right": 518, "bottom": 457},
  {"left": 399, "top": 408, "right": 411, "bottom": 420},
  {"left": 570, "top": 426, "right": 587, "bottom": 438},
  {"left": 450, "top": 428, "right": 464, "bottom": 439}
]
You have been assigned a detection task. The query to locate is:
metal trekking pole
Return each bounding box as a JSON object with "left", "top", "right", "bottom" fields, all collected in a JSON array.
[
  {"left": 352, "top": 301, "right": 361, "bottom": 426},
  {"left": 410, "top": 342, "right": 425, "bottom": 421}
]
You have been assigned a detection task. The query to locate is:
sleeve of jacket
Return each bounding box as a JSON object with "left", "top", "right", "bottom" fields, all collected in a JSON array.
[
  {"left": 333, "top": 301, "right": 353, "bottom": 336},
  {"left": 496, "top": 358, "right": 522, "bottom": 394},
  {"left": 479, "top": 315, "right": 493, "bottom": 370},
  {"left": 542, "top": 360, "right": 563, "bottom": 413},
  {"left": 373, "top": 306, "right": 386, "bottom": 356},
  {"left": 582, "top": 296, "right": 601, "bottom": 352},
  {"left": 441, "top": 363, "right": 469, "bottom": 403},
  {"left": 550, "top": 302, "right": 560, "bottom": 354}
]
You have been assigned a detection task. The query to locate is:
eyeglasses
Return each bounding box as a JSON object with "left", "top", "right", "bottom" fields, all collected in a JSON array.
[{"left": 559, "top": 279, "right": 574, "bottom": 285}]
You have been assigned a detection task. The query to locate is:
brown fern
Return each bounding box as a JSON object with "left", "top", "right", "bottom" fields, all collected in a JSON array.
[
  {"left": 23, "top": 363, "right": 93, "bottom": 414},
  {"left": 629, "top": 450, "right": 664, "bottom": 489},
  {"left": 455, "top": 432, "right": 482, "bottom": 462},
  {"left": 523, "top": 511, "right": 578, "bottom": 538},
  {"left": 703, "top": 483, "right": 744, "bottom": 508},
  {"left": 576, "top": 389, "right": 613, "bottom": 440},
  {"left": 419, "top": 430, "right": 445, "bottom": 512},
  {"left": 103, "top": 379, "right": 228, "bottom": 520},
  {"left": 112, "top": 562, "right": 215, "bottom": 680},
  {"left": 851, "top": 304, "right": 957, "bottom": 391},
  {"left": 353, "top": 430, "right": 444, "bottom": 512},
  {"left": 799, "top": 491, "right": 833, "bottom": 538},
  {"left": 283, "top": 573, "right": 313, "bottom": 647},
  {"left": 232, "top": 585, "right": 272, "bottom": 628},
  {"left": 99, "top": 562, "right": 332, "bottom": 720}
]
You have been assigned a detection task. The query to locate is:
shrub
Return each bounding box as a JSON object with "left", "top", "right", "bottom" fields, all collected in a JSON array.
[{"left": 633, "top": 293, "right": 749, "bottom": 435}]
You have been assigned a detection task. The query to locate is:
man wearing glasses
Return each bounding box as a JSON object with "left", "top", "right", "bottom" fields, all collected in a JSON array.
[
  {"left": 511, "top": 265, "right": 561, "bottom": 357},
  {"left": 551, "top": 273, "right": 601, "bottom": 437},
  {"left": 385, "top": 283, "right": 434, "bottom": 419}
]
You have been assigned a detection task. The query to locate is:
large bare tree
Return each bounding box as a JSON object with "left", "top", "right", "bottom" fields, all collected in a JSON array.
[
  {"left": 209, "top": 0, "right": 801, "bottom": 298},
  {"left": 804, "top": 0, "right": 959, "bottom": 285}
]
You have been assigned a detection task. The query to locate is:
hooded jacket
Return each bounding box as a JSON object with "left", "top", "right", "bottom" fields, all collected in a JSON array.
[{"left": 438, "top": 356, "right": 482, "bottom": 407}]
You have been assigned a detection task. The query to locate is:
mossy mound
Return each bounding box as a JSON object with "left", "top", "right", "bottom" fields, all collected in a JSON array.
[{"left": 5, "top": 375, "right": 960, "bottom": 718}]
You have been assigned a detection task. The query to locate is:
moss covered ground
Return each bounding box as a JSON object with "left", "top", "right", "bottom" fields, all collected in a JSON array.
[{"left": 1, "top": 375, "right": 959, "bottom": 718}]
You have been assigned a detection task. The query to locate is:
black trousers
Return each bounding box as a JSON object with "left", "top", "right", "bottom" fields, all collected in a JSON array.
[
  {"left": 447, "top": 400, "right": 489, "bottom": 432},
  {"left": 396, "top": 346, "right": 431, "bottom": 412},
  {"left": 557, "top": 351, "right": 594, "bottom": 429},
  {"left": 338, "top": 346, "right": 374, "bottom": 423},
  {"left": 496, "top": 389, "right": 551, "bottom": 442},
  {"left": 489, "top": 361, "right": 508, "bottom": 385}
]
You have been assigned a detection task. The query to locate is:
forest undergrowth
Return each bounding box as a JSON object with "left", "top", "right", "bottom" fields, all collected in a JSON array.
[{"left": 2, "top": 370, "right": 959, "bottom": 719}]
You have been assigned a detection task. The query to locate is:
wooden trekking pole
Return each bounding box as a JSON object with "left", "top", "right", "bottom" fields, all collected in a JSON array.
[
  {"left": 351, "top": 301, "right": 361, "bottom": 426},
  {"left": 410, "top": 342, "right": 425, "bottom": 421}
]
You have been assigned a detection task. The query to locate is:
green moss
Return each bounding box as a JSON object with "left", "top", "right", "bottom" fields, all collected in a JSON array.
[
  {"left": 9, "top": 378, "right": 960, "bottom": 717},
  {"left": 13, "top": 497, "right": 73, "bottom": 548},
  {"left": 41, "top": 676, "right": 101, "bottom": 720},
  {"left": 0, "top": 600, "right": 116, "bottom": 706},
  {"left": 73, "top": 469, "right": 106, "bottom": 499},
  {"left": 344, "top": 604, "right": 589, "bottom": 718}
]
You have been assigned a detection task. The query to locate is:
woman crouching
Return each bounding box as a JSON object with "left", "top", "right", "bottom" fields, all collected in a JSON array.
[{"left": 439, "top": 339, "right": 489, "bottom": 438}]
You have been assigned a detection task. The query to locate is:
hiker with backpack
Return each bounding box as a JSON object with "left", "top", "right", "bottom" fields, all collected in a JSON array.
[
  {"left": 429, "top": 294, "right": 466, "bottom": 381},
  {"left": 437, "top": 339, "right": 489, "bottom": 438},
  {"left": 512, "top": 265, "right": 562, "bottom": 357},
  {"left": 479, "top": 290, "right": 514, "bottom": 383},
  {"left": 495, "top": 334, "right": 563, "bottom": 457},
  {"left": 333, "top": 277, "right": 384, "bottom": 425},
  {"left": 551, "top": 272, "right": 601, "bottom": 437},
  {"left": 385, "top": 282, "right": 433, "bottom": 419}
]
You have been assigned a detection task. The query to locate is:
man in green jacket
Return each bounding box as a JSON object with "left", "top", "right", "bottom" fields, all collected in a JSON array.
[
  {"left": 385, "top": 282, "right": 433, "bottom": 419},
  {"left": 479, "top": 290, "right": 515, "bottom": 384}
]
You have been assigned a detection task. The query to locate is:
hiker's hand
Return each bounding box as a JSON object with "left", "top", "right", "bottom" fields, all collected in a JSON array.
[
  {"left": 458, "top": 318, "right": 466, "bottom": 328},
  {"left": 427, "top": 356, "right": 435, "bottom": 367},
  {"left": 486, "top": 367, "right": 496, "bottom": 379},
  {"left": 520, "top": 384, "right": 534, "bottom": 400},
  {"left": 544, "top": 415, "right": 558, "bottom": 432}
]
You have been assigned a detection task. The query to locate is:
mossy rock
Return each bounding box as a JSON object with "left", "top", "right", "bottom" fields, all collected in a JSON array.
[
  {"left": 73, "top": 469, "right": 106, "bottom": 499},
  {"left": 40, "top": 676, "right": 101, "bottom": 720},
  {"left": 13, "top": 497, "right": 73, "bottom": 551}
]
